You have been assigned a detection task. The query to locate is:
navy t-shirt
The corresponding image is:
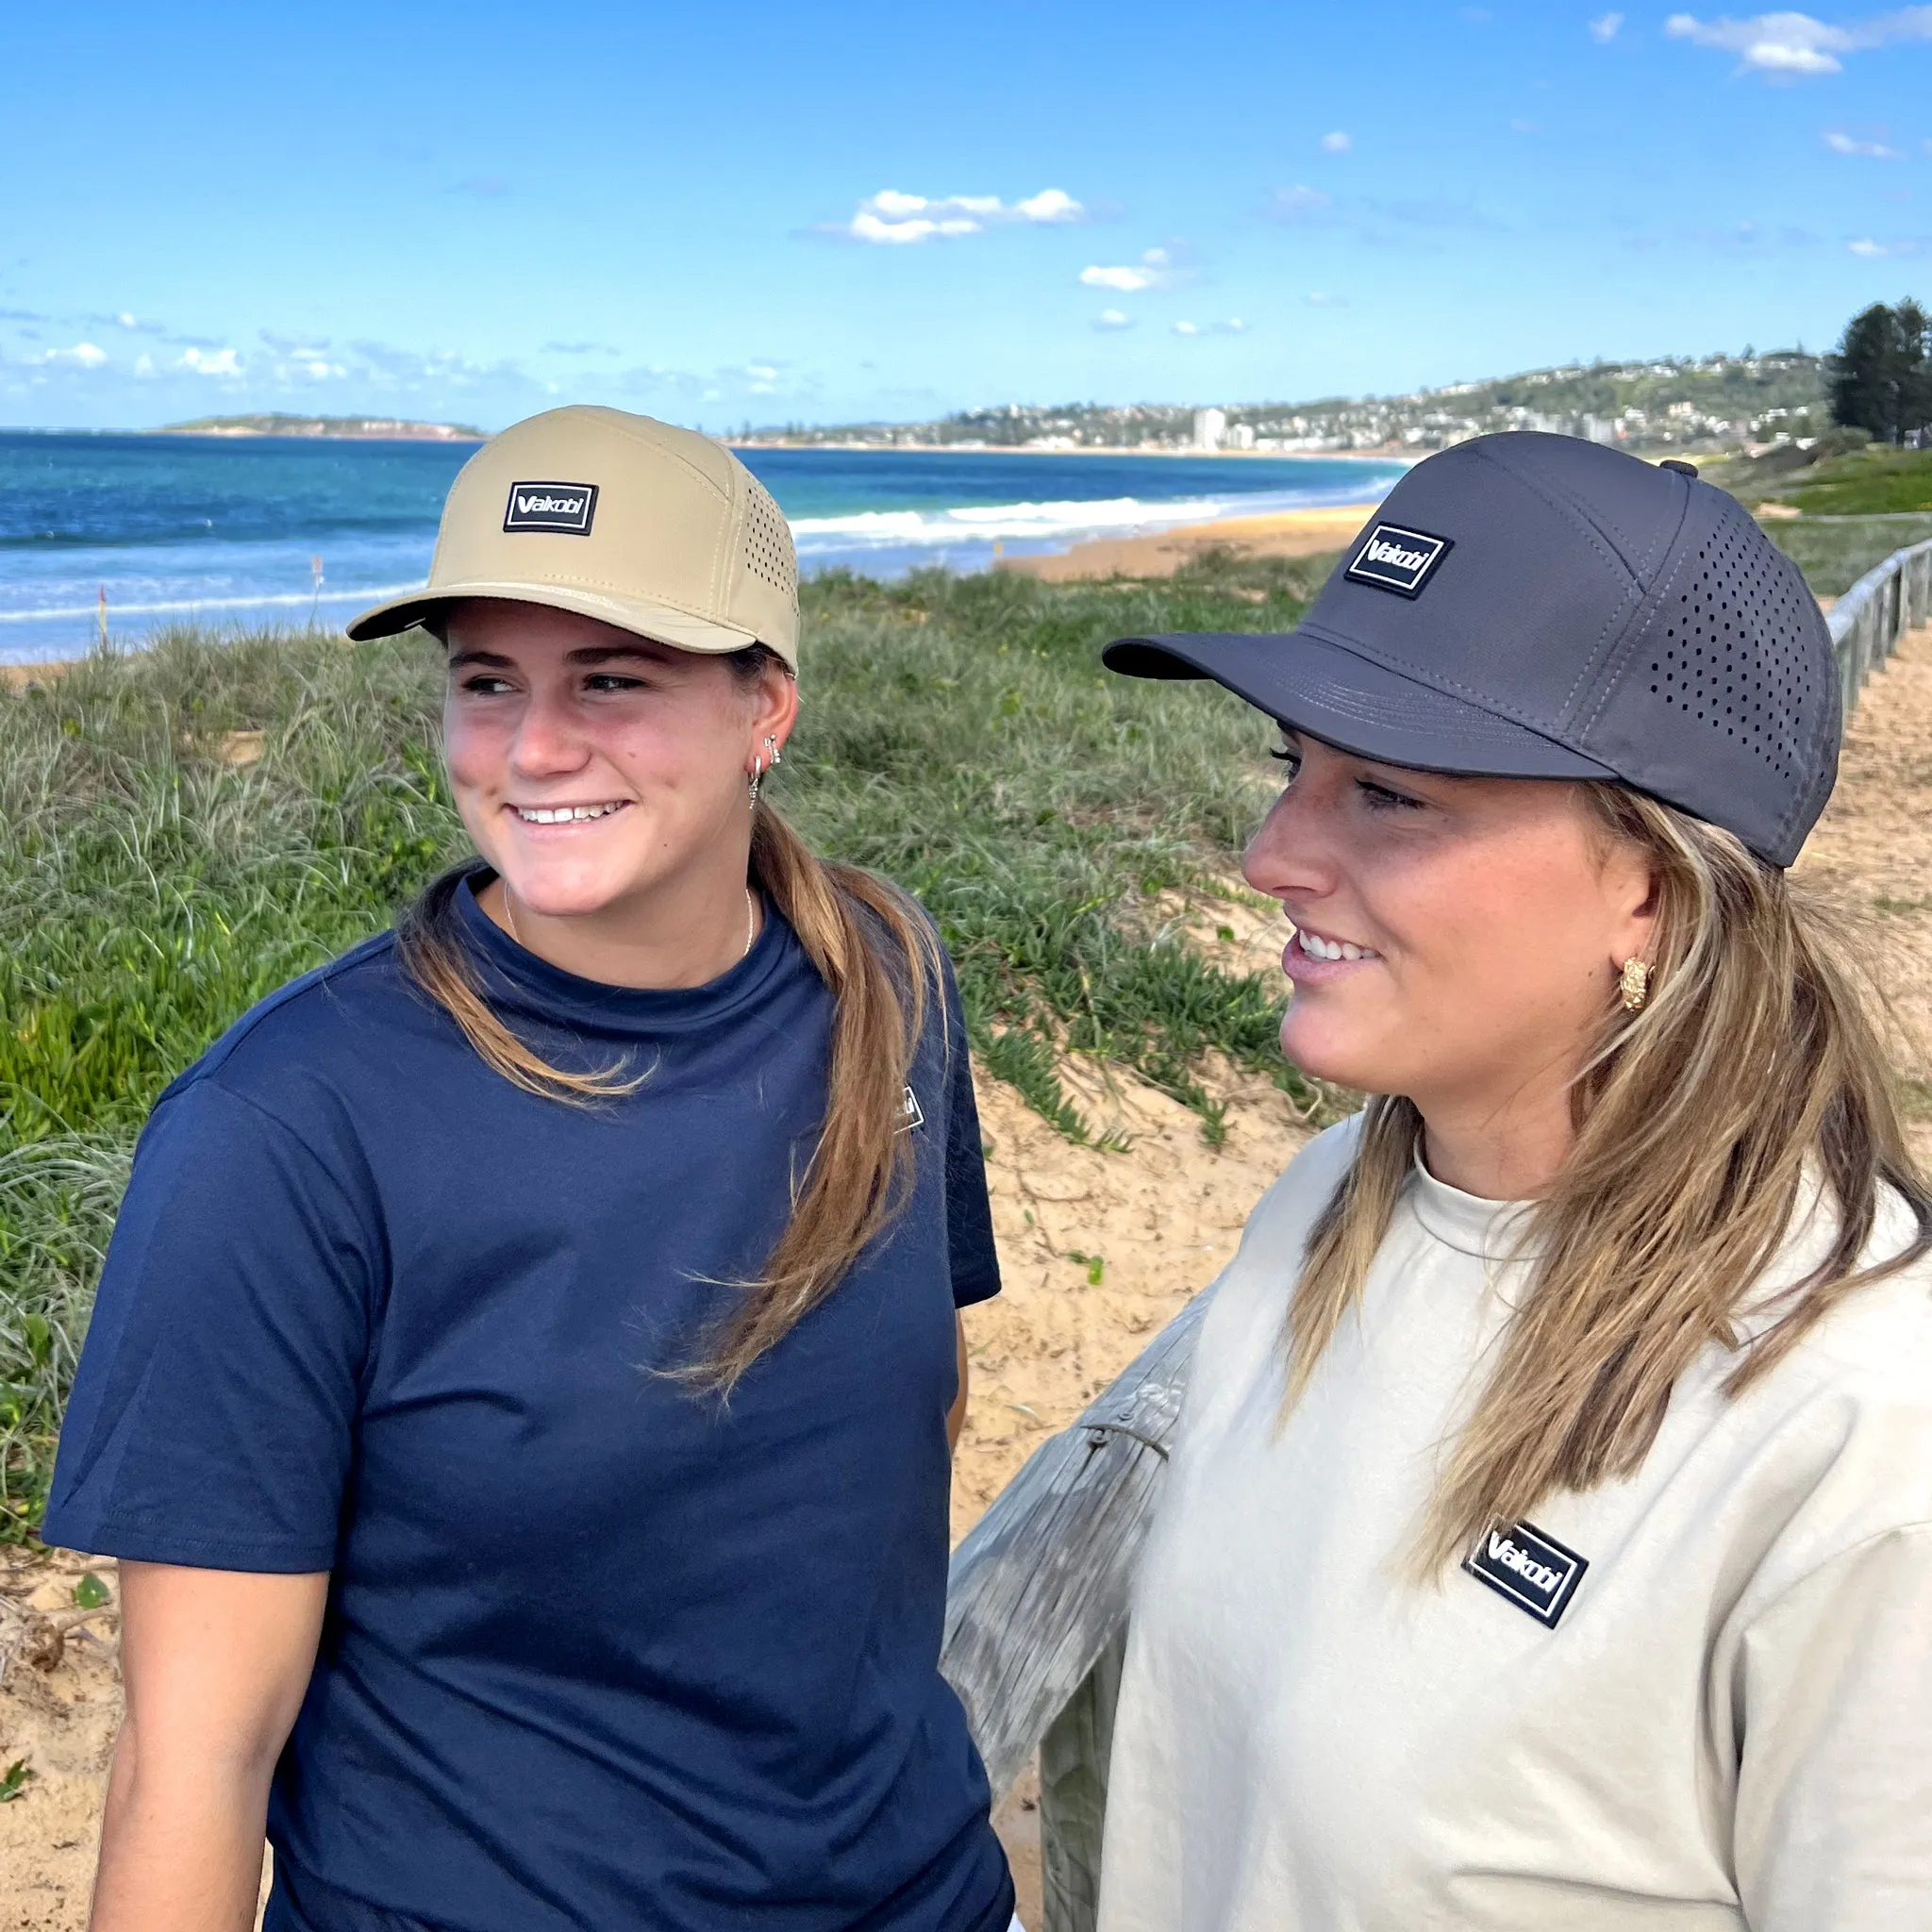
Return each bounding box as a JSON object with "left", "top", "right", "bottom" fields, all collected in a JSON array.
[{"left": 46, "top": 879, "right": 1012, "bottom": 1932}]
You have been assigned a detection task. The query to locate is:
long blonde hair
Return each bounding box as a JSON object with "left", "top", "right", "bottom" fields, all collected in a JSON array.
[
  {"left": 1286, "top": 785, "right": 1932, "bottom": 1575},
  {"left": 396, "top": 648, "right": 942, "bottom": 1393}
]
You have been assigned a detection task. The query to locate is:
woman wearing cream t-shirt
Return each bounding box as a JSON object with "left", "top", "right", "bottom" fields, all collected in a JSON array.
[{"left": 1097, "top": 433, "right": 1932, "bottom": 1929}]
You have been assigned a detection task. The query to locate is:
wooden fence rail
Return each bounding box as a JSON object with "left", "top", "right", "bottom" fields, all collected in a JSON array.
[
  {"left": 1828, "top": 536, "right": 1932, "bottom": 703},
  {"left": 941, "top": 534, "right": 1932, "bottom": 1932}
]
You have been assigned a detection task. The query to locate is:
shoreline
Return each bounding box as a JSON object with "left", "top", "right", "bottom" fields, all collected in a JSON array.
[
  {"left": 729, "top": 440, "right": 1412, "bottom": 462},
  {"left": 1, "top": 503, "right": 1387, "bottom": 675},
  {"left": 999, "top": 502, "right": 1378, "bottom": 581}
]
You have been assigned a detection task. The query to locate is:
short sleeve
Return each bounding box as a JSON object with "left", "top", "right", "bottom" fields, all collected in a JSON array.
[
  {"left": 1734, "top": 1523, "right": 1932, "bottom": 1930},
  {"left": 43, "top": 1076, "right": 379, "bottom": 1573},
  {"left": 940, "top": 983, "right": 1000, "bottom": 1310}
]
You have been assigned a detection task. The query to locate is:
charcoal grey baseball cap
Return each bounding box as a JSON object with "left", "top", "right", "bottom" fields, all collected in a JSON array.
[{"left": 1104, "top": 432, "right": 1839, "bottom": 866}]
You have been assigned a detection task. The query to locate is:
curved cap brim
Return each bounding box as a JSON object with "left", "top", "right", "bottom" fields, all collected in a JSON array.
[
  {"left": 1103, "top": 629, "right": 1620, "bottom": 781},
  {"left": 345, "top": 579, "right": 772, "bottom": 660}
]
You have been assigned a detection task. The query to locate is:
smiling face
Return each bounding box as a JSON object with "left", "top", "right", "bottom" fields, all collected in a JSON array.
[
  {"left": 1243, "top": 731, "right": 1657, "bottom": 1139},
  {"left": 441, "top": 598, "right": 795, "bottom": 930}
]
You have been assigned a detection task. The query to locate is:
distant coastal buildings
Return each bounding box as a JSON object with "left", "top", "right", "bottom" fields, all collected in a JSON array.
[
  {"left": 158, "top": 413, "right": 485, "bottom": 441},
  {"left": 1191, "top": 407, "right": 1226, "bottom": 451},
  {"left": 741, "top": 350, "right": 1828, "bottom": 461}
]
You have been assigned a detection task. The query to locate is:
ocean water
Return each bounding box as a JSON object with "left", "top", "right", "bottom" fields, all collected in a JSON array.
[{"left": 0, "top": 431, "right": 1402, "bottom": 664}]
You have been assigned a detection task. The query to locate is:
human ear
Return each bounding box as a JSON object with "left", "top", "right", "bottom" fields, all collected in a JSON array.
[
  {"left": 1604, "top": 846, "right": 1660, "bottom": 975},
  {"left": 743, "top": 663, "right": 800, "bottom": 769}
]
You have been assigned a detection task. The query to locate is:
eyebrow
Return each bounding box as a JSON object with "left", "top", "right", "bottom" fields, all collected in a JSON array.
[{"left": 446, "top": 642, "right": 669, "bottom": 671}]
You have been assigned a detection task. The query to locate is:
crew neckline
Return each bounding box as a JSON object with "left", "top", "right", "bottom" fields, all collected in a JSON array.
[
  {"left": 1407, "top": 1145, "right": 1539, "bottom": 1262},
  {"left": 452, "top": 873, "right": 792, "bottom": 1038}
]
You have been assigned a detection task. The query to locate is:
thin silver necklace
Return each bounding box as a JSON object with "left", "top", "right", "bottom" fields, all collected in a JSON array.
[{"left": 502, "top": 885, "right": 758, "bottom": 961}]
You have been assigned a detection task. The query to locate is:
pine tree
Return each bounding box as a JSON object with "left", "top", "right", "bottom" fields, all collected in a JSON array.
[
  {"left": 1828, "top": 301, "right": 1932, "bottom": 441},
  {"left": 1896, "top": 301, "right": 1932, "bottom": 441}
]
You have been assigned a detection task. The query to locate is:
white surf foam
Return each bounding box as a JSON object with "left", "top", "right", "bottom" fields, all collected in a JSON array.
[
  {"left": 0, "top": 582, "right": 423, "bottom": 625},
  {"left": 787, "top": 488, "right": 1370, "bottom": 553}
]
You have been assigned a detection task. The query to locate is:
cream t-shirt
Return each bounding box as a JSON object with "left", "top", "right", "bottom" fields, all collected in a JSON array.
[{"left": 1097, "top": 1120, "right": 1932, "bottom": 1931}]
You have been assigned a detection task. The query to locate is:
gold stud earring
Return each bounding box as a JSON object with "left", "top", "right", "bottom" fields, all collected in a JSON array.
[{"left": 1619, "top": 958, "right": 1652, "bottom": 1013}]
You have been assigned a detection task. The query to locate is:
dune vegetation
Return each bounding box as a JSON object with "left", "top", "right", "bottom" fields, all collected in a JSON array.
[{"left": 0, "top": 550, "right": 1334, "bottom": 1537}]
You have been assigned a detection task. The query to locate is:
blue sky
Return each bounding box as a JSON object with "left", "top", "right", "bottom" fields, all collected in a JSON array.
[{"left": 7, "top": 2, "right": 1932, "bottom": 432}]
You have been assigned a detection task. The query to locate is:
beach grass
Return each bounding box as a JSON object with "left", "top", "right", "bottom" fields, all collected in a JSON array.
[
  {"left": 1783, "top": 445, "right": 1932, "bottom": 517},
  {"left": 1764, "top": 513, "right": 1932, "bottom": 597},
  {"left": 0, "top": 549, "right": 1332, "bottom": 1535}
]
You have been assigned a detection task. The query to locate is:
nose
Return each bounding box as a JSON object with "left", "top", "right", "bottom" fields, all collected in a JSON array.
[
  {"left": 508, "top": 687, "right": 592, "bottom": 779},
  {"left": 1242, "top": 778, "right": 1341, "bottom": 905}
]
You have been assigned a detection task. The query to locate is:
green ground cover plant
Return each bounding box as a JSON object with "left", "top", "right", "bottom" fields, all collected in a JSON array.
[
  {"left": 0, "top": 550, "right": 1330, "bottom": 1536},
  {"left": 1764, "top": 513, "right": 1932, "bottom": 597},
  {"left": 1784, "top": 445, "right": 1932, "bottom": 516}
]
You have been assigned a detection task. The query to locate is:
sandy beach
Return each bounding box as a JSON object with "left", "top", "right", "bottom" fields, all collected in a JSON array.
[{"left": 1001, "top": 501, "right": 1378, "bottom": 582}]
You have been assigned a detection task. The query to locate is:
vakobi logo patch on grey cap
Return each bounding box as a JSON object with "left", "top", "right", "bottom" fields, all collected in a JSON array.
[
  {"left": 1345, "top": 521, "right": 1453, "bottom": 598},
  {"left": 504, "top": 480, "right": 599, "bottom": 535}
]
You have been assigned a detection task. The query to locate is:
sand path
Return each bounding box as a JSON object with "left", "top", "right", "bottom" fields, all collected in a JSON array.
[{"left": 7, "top": 625, "right": 1931, "bottom": 1929}]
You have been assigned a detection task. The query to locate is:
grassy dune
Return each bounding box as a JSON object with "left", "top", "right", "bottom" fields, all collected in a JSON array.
[
  {"left": 1765, "top": 514, "right": 1932, "bottom": 598},
  {"left": 0, "top": 551, "right": 1332, "bottom": 1535}
]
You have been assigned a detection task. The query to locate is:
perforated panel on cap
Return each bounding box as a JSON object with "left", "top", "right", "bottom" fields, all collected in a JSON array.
[
  {"left": 741, "top": 477, "right": 797, "bottom": 602},
  {"left": 1643, "top": 496, "right": 1820, "bottom": 784}
]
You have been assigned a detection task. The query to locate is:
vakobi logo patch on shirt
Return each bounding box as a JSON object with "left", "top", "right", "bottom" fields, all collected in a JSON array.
[
  {"left": 504, "top": 481, "right": 599, "bottom": 535},
  {"left": 1463, "top": 1520, "right": 1588, "bottom": 1628},
  {"left": 1344, "top": 522, "right": 1453, "bottom": 599}
]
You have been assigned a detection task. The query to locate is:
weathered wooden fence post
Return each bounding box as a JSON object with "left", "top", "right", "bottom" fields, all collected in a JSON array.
[
  {"left": 1039, "top": 1624, "right": 1127, "bottom": 1932},
  {"left": 940, "top": 1288, "right": 1212, "bottom": 1800}
]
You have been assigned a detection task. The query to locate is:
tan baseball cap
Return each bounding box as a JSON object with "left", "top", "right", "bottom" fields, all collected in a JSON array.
[{"left": 346, "top": 405, "right": 800, "bottom": 670}]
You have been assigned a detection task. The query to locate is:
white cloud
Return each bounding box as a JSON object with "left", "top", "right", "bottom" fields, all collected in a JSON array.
[
  {"left": 1014, "top": 188, "right": 1083, "bottom": 224},
  {"left": 1847, "top": 235, "right": 1908, "bottom": 254},
  {"left": 1665, "top": 10, "right": 1853, "bottom": 73},
  {"left": 1079, "top": 245, "right": 1174, "bottom": 292},
  {"left": 1825, "top": 127, "right": 1904, "bottom": 155},
  {"left": 134, "top": 352, "right": 155, "bottom": 375},
  {"left": 1664, "top": 8, "right": 1932, "bottom": 78},
  {"left": 851, "top": 209, "right": 981, "bottom": 244},
  {"left": 1269, "top": 183, "right": 1333, "bottom": 219},
  {"left": 837, "top": 187, "right": 1087, "bottom": 243},
  {"left": 1590, "top": 10, "right": 1625, "bottom": 39},
  {"left": 1320, "top": 130, "right": 1353, "bottom": 152},
  {"left": 176, "top": 346, "right": 243, "bottom": 376},
  {"left": 1171, "top": 317, "right": 1246, "bottom": 337},
  {"left": 1092, "top": 308, "right": 1135, "bottom": 330},
  {"left": 1172, "top": 319, "right": 1202, "bottom": 336},
  {"left": 42, "top": 341, "right": 108, "bottom": 367},
  {"left": 1305, "top": 291, "right": 1349, "bottom": 307}
]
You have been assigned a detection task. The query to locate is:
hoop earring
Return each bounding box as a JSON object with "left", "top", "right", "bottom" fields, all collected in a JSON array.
[
  {"left": 1619, "top": 958, "right": 1652, "bottom": 1013},
  {"left": 748, "top": 734, "right": 781, "bottom": 810}
]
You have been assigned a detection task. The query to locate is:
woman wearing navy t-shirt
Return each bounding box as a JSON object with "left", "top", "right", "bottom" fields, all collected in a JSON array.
[{"left": 46, "top": 408, "right": 1016, "bottom": 1932}]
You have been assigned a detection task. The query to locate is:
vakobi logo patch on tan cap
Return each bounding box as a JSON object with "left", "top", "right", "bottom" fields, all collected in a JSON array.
[
  {"left": 347, "top": 406, "right": 800, "bottom": 670},
  {"left": 503, "top": 481, "right": 599, "bottom": 535}
]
